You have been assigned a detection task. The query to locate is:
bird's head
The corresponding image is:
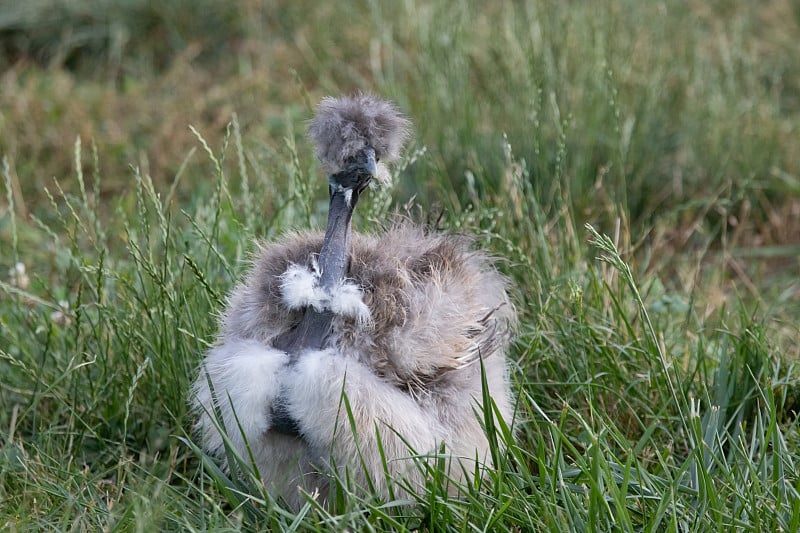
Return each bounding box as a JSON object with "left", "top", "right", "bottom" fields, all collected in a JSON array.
[{"left": 308, "top": 93, "right": 411, "bottom": 196}]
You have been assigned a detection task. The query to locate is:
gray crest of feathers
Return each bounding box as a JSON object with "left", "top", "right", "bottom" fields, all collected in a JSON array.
[{"left": 308, "top": 93, "right": 412, "bottom": 177}]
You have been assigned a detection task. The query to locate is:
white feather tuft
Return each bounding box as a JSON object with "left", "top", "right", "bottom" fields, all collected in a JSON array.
[
  {"left": 192, "top": 339, "right": 289, "bottom": 457},
  {"left": 373, "top": 162, "right": 392, "bottom": 187},
  {"left": 329, "top": 282, "right": 372, "bottom": 325},
  {"left": 279, "top": 264, "right": 370, "bottom": 322},
  {"left": 279, "top": 264, "right": 320, "bottom": 310}
]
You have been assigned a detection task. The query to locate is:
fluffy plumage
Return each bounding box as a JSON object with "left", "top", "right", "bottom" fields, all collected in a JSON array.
[
  {"left": 191, "top": 95, "right": 516, "bottom": 509},
  {"left": 193, "top": 226, "right": 516, "bottom": 507},
  {"left": 308, "top": 93, "right": 411, "bottom": 184}
]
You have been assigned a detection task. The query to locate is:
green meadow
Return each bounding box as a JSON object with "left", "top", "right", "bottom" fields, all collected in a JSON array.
[{"left": 1, "top": 1, "right": 799, "bottom": 530}]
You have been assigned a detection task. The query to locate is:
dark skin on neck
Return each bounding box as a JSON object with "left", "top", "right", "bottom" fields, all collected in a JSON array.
[{"left": 270, "top": 147, "right": 377, "bottom": 435}]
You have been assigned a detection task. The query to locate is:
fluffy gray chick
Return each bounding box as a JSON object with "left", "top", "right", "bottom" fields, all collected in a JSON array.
[{"left": 192, "top": 94, "right": 516, "bottom": 509}]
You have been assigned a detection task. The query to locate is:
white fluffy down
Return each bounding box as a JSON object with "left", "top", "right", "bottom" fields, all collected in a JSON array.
[
  {"left": 279, "top": 264, "right": 371, "bottom": 324},
  {"left": 191, "top": 230, "right": 515, "bottom": 507},
  {"left": 192, "top": 339, "right": 289, "bottom": 457},
  {"left": 283, "top": 348, "right": 446, "bottom": 492},
  {"left": 191, "top": 341, "right": 449, "bottom": 502},
  {"left": 279, "top": 264, "right": 320, "bottom": 309}
]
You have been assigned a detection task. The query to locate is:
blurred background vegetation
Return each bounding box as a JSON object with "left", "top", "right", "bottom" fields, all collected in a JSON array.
[
  {"left": 1, "top": 0, "right": 799, "bottom": 529},
  {"left": 2, "top": 0, "right": 798, "bottom": 344},
  {"left": 2, "top": 0, "right": 798, "bottom": 224}
]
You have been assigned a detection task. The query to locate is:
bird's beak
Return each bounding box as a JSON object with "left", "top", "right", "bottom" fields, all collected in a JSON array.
[
  {"left": 269, "top": 147, "right": 379, "bottom": 425},
  {"left": 316, "top": 147, "right": 376, "bottom": 293},
  {"left": 274, "top": 147, "right": 375, "bottom": 353}
]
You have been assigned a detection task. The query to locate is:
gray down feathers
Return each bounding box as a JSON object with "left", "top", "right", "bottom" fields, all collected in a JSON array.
[
  {"left": 308, "top": 93, "right": 411, "bottom": 174},
  {"left": 191, "top": 95, "right": 516, "bottom": 507}
]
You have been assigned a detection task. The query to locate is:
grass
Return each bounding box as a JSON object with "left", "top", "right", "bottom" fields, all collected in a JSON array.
[{"left": 2, "top": 0, "right": 799, "bottom": 530}]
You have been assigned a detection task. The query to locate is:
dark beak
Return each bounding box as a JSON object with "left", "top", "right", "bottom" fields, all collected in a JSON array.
[
  {"left": 273, "top": 147, "right": 377, "bottom": 356},
  {"left": 318, "top": 146, "right": 377, "bottom": 286},
  {"left": 269, "top": 147, "right": 378, "bottom": 434},
  {"left": 361, "top": 147, "right": 378, "bottom": 182}
]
